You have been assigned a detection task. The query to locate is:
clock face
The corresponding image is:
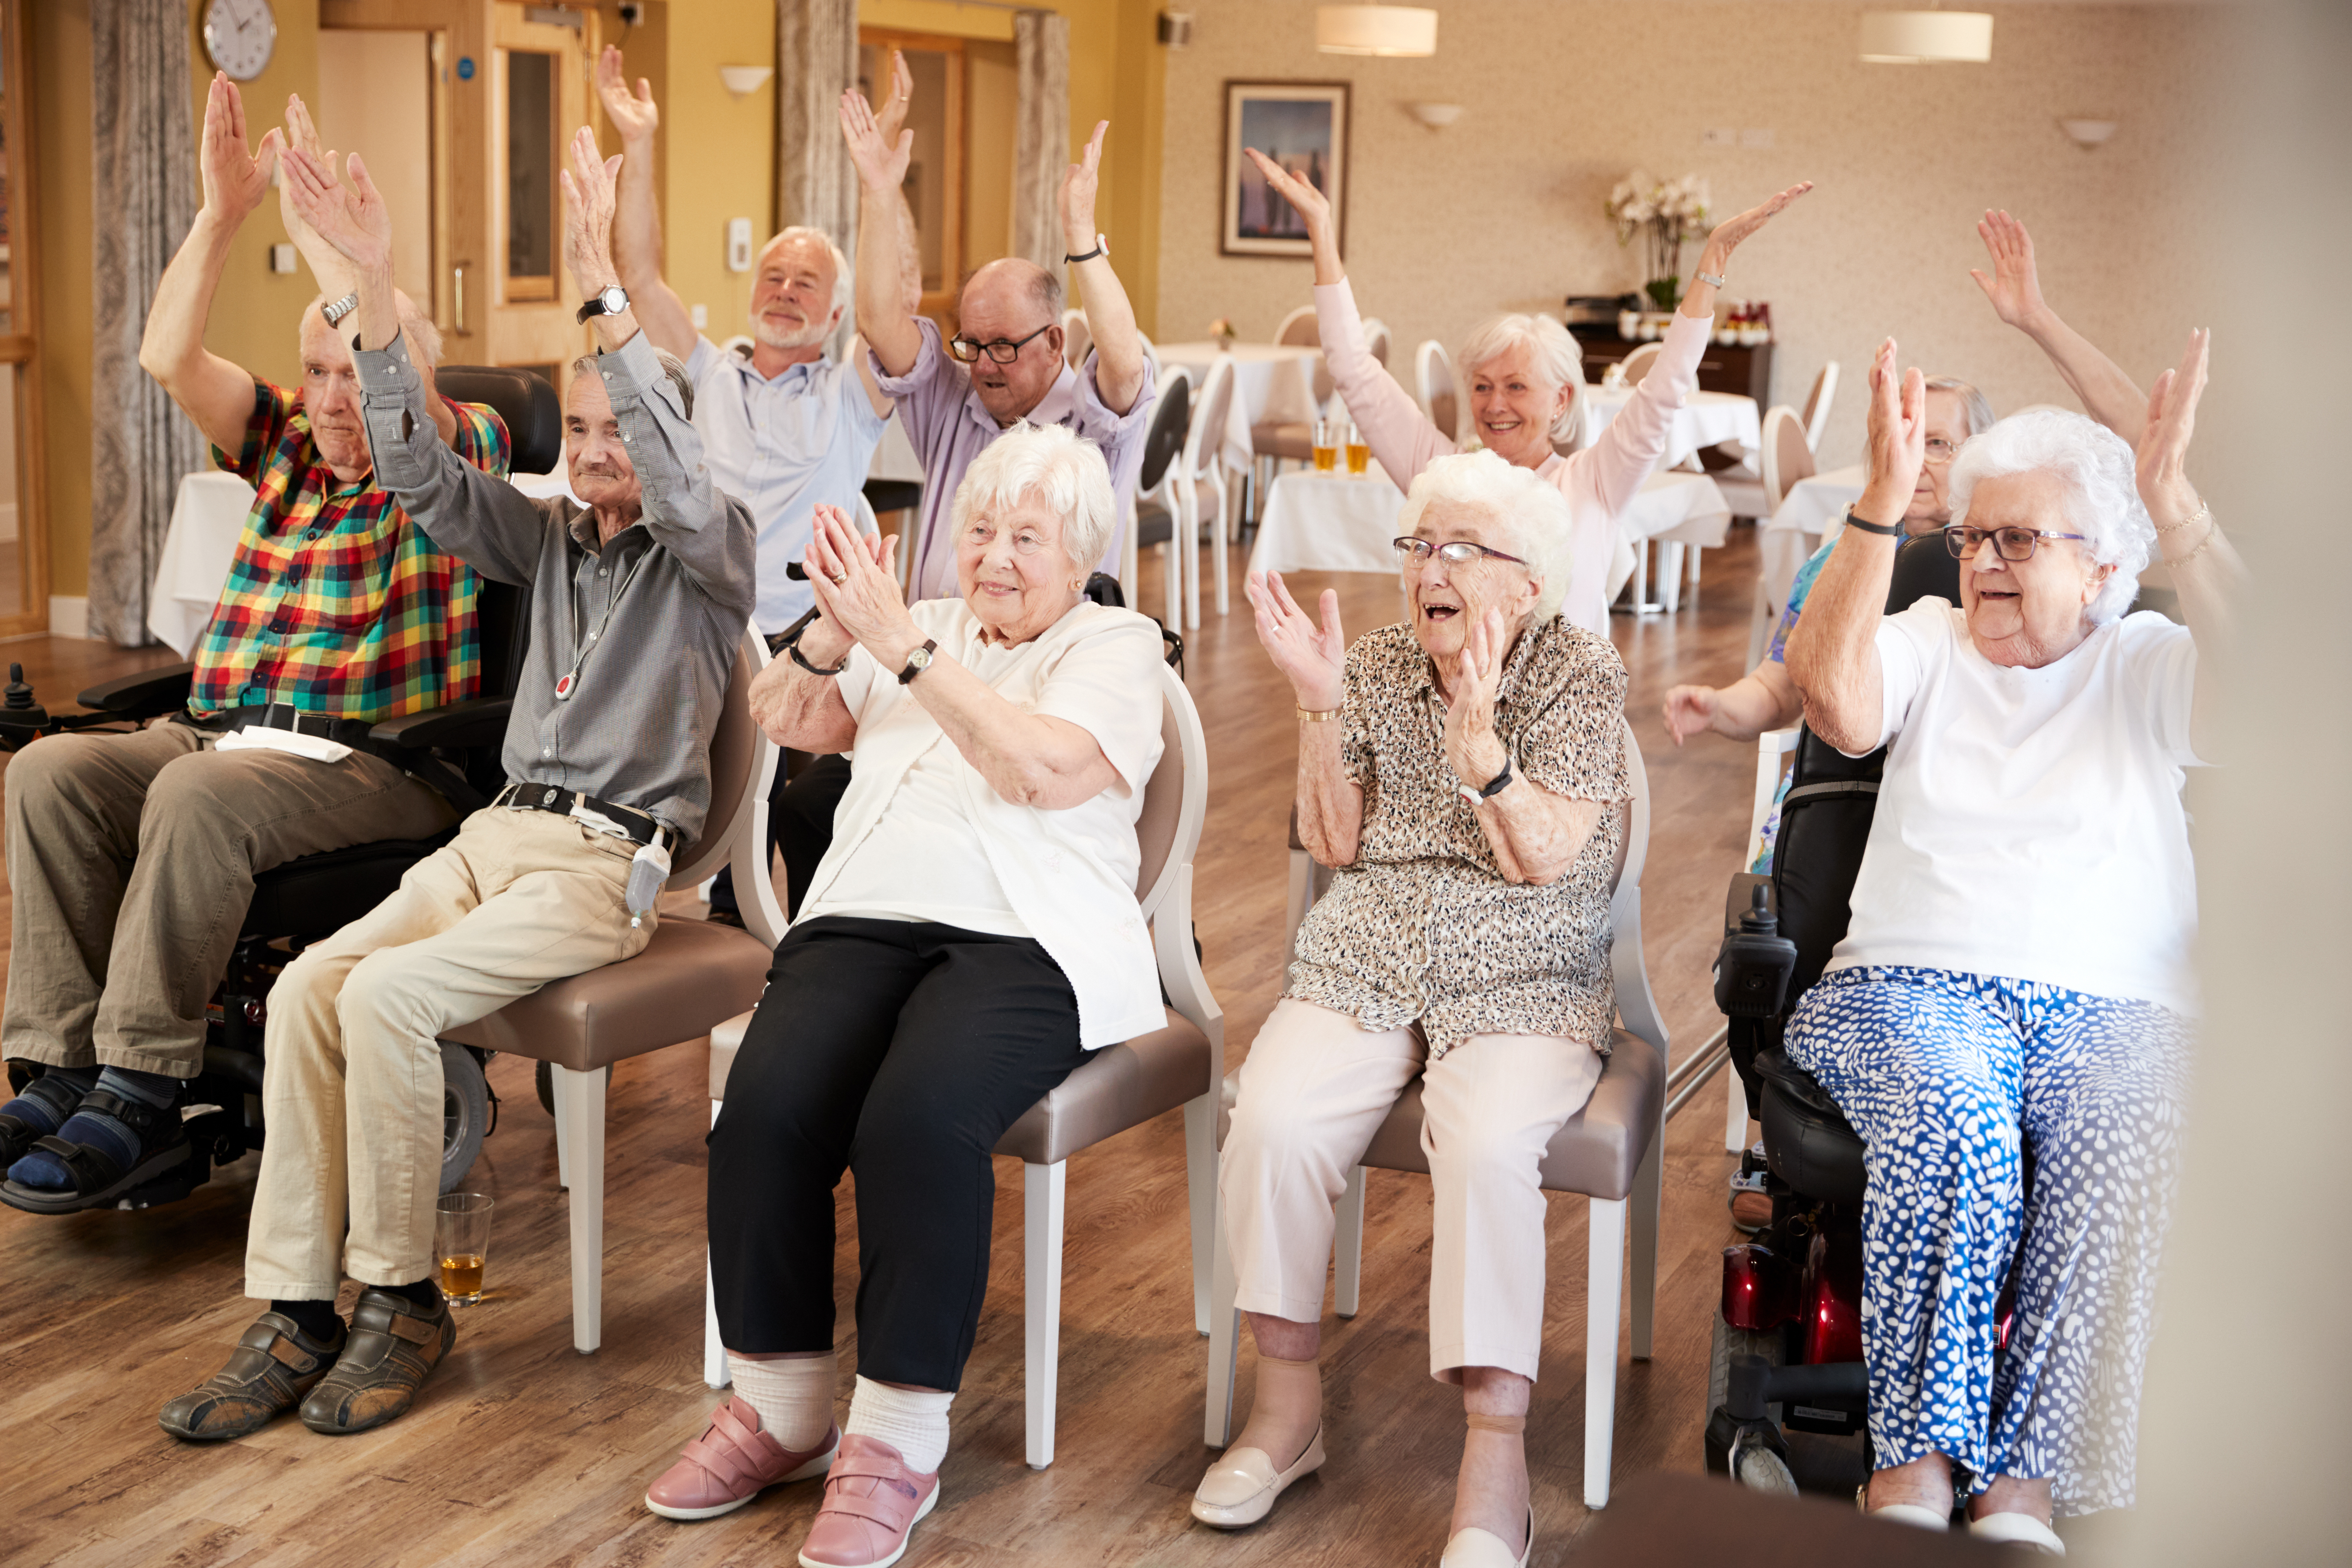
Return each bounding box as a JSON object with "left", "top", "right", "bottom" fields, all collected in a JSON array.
[{"left": 203, "top": 0, "right": 278, "bottom": 83}]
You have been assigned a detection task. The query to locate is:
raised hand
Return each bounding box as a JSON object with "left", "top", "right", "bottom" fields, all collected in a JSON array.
[
  {"left": 557, "top": 125, "right": 624, "bottom": 293},
  {"left": 2136, "top": 328, "right": 2209, "bottom": 532},
  {"left": 839, "top": 86, "right": 912, "bottom": 194},
  {"left": 595, "top": 45, "right": 660, "bottom": 145},
  {"left": 805, "top": 505, "right": 919, "bottom": 659},
  {"left": 1442, "top": 606, "right": 1510, "bottom": 791},
  {"left": 1696, "top": 181, "right": 1814, "bottom": 272},
  {"left": 275, "top": 93, "right": 339, "bottom": 263},
  {"left": 872, "top": 50, "right": 914, "bottom": 151},
  {"left": 1968, "top": 208, "right": 2047, "bottom": 330},
  {"left": 199, "top": 72, "right": 280, "bottom": 224},
  {"left": 1242, "top": 147, "right": 1333, "bottom": 241},
  {"left": 1060, "top": 121, "right": 1109, "bottom": 251},
  {"left": 1858, "top": 337, "right": 1927, "bottom": 520},
  {"left": 281, "top": 146, "right": 391, "bottom": 273},
  {"left": 1245, "top": 570, "right": 1346, "bottom": 711},
  {"left": 1662, "top": 684, "right": 1722, "bottom": 747}
]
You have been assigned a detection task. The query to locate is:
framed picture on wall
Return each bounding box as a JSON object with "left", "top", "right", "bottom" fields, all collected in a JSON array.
[{"left": 1221, "top": 81, "right": 1350, "bottom": 258}]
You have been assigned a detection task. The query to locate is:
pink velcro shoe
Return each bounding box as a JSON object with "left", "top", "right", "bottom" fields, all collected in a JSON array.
[
  {"left": 644, "top": 1396, "right": 839, "bottom": 1521},
  {"left": 795, "top": 1434, "right": 941, "bottom": 1568}
]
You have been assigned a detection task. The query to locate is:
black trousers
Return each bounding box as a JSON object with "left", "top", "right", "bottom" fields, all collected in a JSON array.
[
  {"left": 707, "top": 751, "right": 855, "bottom": 918},
  {"left": 707, "top": 916, "right": 1087, "bottom": 1388}
]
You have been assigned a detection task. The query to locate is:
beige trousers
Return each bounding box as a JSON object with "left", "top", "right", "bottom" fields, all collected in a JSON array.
[
  {"left": 1220, "top": 998, "right": 1604, "bottom": 1382},
  {"left": 1, "top": 720, "right": 455, "bottom": 1077},
  {"left": 244, "top": 806, "right": 653, "bottom": 1298}
]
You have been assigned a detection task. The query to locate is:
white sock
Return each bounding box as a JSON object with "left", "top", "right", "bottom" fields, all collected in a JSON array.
[
  {"left": 726, "top": 1351, "right": 839, "bottom": 1453},
  {"left": 841, "top": 1375, "right": 954, "bottom": 1474}
]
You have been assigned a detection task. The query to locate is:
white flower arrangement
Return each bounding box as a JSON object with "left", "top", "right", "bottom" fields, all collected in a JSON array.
[{"left": 1606, "top": 170, "right": 1712, "bottom": 310}]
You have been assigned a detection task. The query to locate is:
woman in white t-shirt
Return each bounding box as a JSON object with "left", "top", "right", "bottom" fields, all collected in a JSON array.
[
  {"left": 643, "top": 425, "right": 1167, "bottom": 1567},
  {"left": 1783, "top": 335, "right": 2242, "bottom": 1546}
]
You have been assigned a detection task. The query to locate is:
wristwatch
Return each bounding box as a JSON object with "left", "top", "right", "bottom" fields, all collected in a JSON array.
[
  {"left": 320, "top": 290, "right": 360, "bottom": 327},
  {"left": 896, "top": 638, "right": 938, "bottom": 685},
  {"left": 576, "top": 284, "right": 631, "bottom": 324},
  {"left": 1841, "top": 506, "right": 1904, "bottom": 537}
]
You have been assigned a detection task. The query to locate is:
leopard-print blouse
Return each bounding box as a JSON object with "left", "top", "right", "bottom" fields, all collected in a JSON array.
[{"left": 1287, "top": 617, "right": 1630, "bottom": 1057}]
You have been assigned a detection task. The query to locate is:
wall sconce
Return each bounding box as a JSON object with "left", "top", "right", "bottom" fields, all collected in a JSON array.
[
  {"left": 718, "top": 65, "right": 773, "bottom": 98},
  {"left": 1158, "top": 11, "right": 1194, "bottom": 47},
  {"left": 2058, "top": 118, "right": 2118, "bottom": 151},
  {"left": 1405, "top": 103, "right": 1464, "bottom": 131}
]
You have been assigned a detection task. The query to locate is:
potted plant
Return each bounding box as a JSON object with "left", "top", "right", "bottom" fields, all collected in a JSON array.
[
  {"left": 1208, "top": 316, "right": 1237, "bottom": 351},
  {"left": 1606, "top": 171, "right": 1711, "bottom": 314}
]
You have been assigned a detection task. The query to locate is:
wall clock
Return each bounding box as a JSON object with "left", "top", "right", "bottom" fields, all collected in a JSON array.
[{"left": 202, "top": 0, "right": 278, "bottom": 83}]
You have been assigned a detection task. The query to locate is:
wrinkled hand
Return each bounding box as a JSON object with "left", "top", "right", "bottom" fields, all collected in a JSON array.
[
  {"left": 2136, "top": 328, "right": 2209, "bottom": 532},
  {"left": 1442, "top": 607, "right": 1510, "bottom": 792},
  {"left": 839, "top": 87, "right": 912, "bottom": 194},
  {"left": 872, "top": 50, "right": 914, "bottom": 152},
  {"left": 1859, "top": 338, "right": 1926, "bottom": 520},
  {"left": 594, "top": 45, "right": 660, "bottom": 144},
  {"left": 276, "top": 94, "right": 338, "bottom": 259},
  {"left": 1242, "top": 147, "right": 1333, "bottom": 241},
  {"left": 199, "top": 73, "right": 280, "bottom": 223},
  {"left": 1697, "top": 181, "right": 1813, "bottom": 272},
  {"left": 558, "top": 126, "right": 624, "bottom": 294},
  {"left": 1662, "top": 684, "right": 1722, "bottom": 747},
  {"left": 281, "top": 147, "right": 391, "bottom": 273},
  {"left": 805, "top": 505, "right": 916, "bottom": 662},
  {"left": 1245, "top": 570, "right": 1345, "bottom": 711},
  {"left": 1968, "top": 208, "right": 2047, "bottom": 331},
  {"left": 1060, "top": 121, "right": 1109, "bottom": 251}
]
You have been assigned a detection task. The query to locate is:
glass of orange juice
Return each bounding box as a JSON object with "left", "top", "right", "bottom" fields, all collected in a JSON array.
[
  {"left": 435, "top": 1192, "right": 495, "bottom": 1305},
  {"left": 1312, "top": 418, "right": 1339, "bottom": 472},
  {"left": 1344, "top": 420, "right": 1370, "bottom": 476}
]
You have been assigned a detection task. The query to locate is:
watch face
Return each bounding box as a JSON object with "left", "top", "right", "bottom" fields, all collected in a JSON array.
[
  {"left": 601, "top": 286, "right": 628, "bottom": 313},
  {"left": 908, "top": 647, "right": 933, "bottom": 669},
  {"left": 204, "top": 0, "right": 278, "bottom": 82}
]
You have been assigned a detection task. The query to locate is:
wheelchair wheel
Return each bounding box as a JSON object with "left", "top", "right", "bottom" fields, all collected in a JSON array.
[
  {"left": 440, "top": 1042, "right": 490, "bottom": 1194},
  {"left": 533, "top": 1059, "right": 612, "bottom": 1116},
  {"left": 1706, "top": 1313, "right": 1800, "bottom": 1492}
]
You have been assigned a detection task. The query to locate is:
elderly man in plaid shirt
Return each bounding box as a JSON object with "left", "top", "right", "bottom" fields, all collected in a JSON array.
[{"left": 0, "top": 76, "right": 509, "bottom": 1212}]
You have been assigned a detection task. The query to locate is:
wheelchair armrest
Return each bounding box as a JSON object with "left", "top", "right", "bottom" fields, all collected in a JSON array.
[
  {"left": 1725, "top": 872, "right": 1774, "bottom": 938},
  {"left": 368, "top": 696, "right": 513, "bottom": 751},
  {"left": 76, "top": 662, "right": 195, "bottom": 717}
]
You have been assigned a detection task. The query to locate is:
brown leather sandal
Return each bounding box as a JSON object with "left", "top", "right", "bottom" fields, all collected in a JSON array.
[
  {"left": 299, "top": 1285, "right": 456, "bottom": 1436},
  {"left": 158, "top": 1311, "right": 348, "bottom": 1441}
]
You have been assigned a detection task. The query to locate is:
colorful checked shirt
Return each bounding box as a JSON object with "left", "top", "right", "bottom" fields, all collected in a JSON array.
[{"left": 186, "top": 378, "right": 511, "bottom": 722}]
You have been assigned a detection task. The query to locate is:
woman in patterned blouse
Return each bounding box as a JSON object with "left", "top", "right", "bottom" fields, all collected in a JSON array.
[{"left": 1190, "top": 451, "right": 1628, "bottom": 1566}]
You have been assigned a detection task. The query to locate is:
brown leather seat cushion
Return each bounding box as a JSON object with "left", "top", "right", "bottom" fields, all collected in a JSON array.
[
  {"left": 443, "top": 918, "right": 772, "bottom": 1071},
  {"left": 708, "top": 1007, "right": 1213, "bottom": 1167},
  {"left": 1251, "top": 419, "right": 1314, "bottom": 462},
  {"left": 1217, "top": 1027, "right": 1664, "bottom": 1203}
]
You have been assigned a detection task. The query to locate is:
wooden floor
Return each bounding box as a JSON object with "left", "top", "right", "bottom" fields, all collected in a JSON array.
[{"left": 0, "top": 530, "right": 1771, "bottom": 1568}]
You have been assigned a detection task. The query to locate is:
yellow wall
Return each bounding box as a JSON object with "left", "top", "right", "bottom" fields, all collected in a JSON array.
[
  {"left": 646, "top": 0, "right": 775, "bottom": 344},
  {"left": 32, "top": 1, "right": 92, "bottom": 599}
]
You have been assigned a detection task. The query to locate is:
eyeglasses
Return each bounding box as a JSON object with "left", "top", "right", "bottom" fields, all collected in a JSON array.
[
  {"left": 963, "top": 520, "right": 1051, "bottom": 556},
  {"left": 1942, "top": 525, "right": 2088, "bottom": 562},
  {"left": 1391, "top": 537, "right": 1527, "bottom": 568},
  {"left": 1923, "top": 436, "right": 1960, "bottom": 465},
  {"left": 948, "top": 323, "right": 1054, "bottom": 364}
]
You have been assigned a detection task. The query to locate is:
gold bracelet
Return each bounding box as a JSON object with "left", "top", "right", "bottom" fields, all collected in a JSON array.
[
  {"left": 1297, "top": 706, "right": 1341, "bottom": 723},
  {"left": 2169, "top": 517, "right": 2223, "bottom": 567},
  {"left": 2155, "top": 499, "right": 2211, "bottom": 536}
]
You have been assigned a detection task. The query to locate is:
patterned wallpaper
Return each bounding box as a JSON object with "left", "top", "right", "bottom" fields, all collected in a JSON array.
[{"left": 1153, "top": 3, "right": 2237, "bottom": 470}]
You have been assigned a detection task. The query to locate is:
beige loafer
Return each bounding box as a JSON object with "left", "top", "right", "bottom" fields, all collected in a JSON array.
[
  {"left": 1439, "top": 1507, "right": 1532, "bottom": 1568},
  {"left": 1189, "top": 1426, "right": 1326, "bottom": 1529},
  {"left": 1969, "top": 1512, "right": 2066, "bottom": 1554}
]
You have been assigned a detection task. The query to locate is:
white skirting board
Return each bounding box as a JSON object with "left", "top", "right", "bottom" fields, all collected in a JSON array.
[{"left": 48, "top": 596, "right": 87, "bottom": 638}]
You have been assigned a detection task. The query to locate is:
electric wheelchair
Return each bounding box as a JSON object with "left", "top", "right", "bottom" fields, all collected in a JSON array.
[
  {"left": 0, "top": 366, "right": 562, "bottom": 1212},
  {"left": 1702, "top": 533, "right": 1970, "bottom": 1495}
]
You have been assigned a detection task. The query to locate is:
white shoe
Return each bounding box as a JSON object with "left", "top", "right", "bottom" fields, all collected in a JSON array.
[
  {"left": 1970, "top": 1512, "right": 2066, "bottom": 1554},
  {"left": 1190, "top": 1427, "right": 1326, "bottom": 1529},
  {"left": 1439, "top": 1508, "right": 1533, "bottom": 1568},
  {"left": 1867, "top": 1502, "right": 1952, "bottom": 1532}
]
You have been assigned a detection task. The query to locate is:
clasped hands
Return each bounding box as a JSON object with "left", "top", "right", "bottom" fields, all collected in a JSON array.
[{"left": 796, "top": 508, "right": 922, "bottom": 673}]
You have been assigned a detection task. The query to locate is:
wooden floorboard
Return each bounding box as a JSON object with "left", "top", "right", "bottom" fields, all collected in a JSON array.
[{"left": 0, "top": 529, "right": 1772, "bottom": 1567}]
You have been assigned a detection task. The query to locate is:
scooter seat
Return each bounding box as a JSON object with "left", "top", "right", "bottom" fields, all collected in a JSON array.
[{"left": 1754, "top": 1049, "right": 1867, "bottom": 1208}]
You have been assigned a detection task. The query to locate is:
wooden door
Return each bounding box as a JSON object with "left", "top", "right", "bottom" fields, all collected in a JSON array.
[
  {"left": 858, "top": 29, "right": 966, "bottom": 325},
  {"left": 0, "top": 0, "right": 48, "bottom": 636}
]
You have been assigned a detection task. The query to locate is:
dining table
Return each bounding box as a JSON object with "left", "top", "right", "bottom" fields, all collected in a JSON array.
[
  {"left": 1152, "top": 340, "right": 1326, "bottom": 476},
  {"left": 1760, "top": 462, "right": 1865, "bottom": 619},
  {"left": 1579, "top": 384, "right": 1761, "bottom": 469}
]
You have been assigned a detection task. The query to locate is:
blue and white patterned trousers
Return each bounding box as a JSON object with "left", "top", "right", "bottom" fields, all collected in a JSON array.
[{"left": 1784, "top": 966, "right": 2193, "bottom": 1516}]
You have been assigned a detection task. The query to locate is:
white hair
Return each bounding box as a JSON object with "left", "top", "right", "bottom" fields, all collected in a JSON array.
[
  {"left": 950, "top": 422, "right": 1115, "bottom": 576},
  {"left": 1456, "top": 314, "right": 1586, "bottom": 442},
  {"left": 1925, "top": 374, "right": 1997, "bottom": 438},
  {"left": 1395, "top": 449, "right": 1576, "bottom": 623},
  {"left": 1947, "top": 408, "right": 2150, "bottom": 625},
  {"left": 306, "top": 290, "right": 442, "bottom": 367},
  {"left": 571, "top": 348, "right": 697, "bottom": 420},
  {"left": 759, "top": 226, "right": 853, "bottom": 321}
]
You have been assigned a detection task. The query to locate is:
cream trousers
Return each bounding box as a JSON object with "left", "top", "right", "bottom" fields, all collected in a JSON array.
[
  {"left": 1220, "top": 998, "right": 1604, "bottom": 1383},
  {"left": 244, "top": 807, "right": 652, "bottom": 1298}
]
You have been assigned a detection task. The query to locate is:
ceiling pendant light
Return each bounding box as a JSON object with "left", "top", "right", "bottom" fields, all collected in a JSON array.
[
  {"left": 1859, "top": 10, "right": 1993, "bottom": 64},
  {"left": 1316, "top": 4, "right": 1438, "bottom": 58}
]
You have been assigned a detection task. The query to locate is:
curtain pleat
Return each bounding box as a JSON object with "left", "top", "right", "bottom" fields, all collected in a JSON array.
[
  {"left": 775, "top": 0, "right": 860, "bottom": 254},
  {"left": 1012, "top": 11, "right": 1071, "bottom": 277}
]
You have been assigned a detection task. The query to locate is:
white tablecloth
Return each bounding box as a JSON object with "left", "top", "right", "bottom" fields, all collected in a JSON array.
[
  {"left": 1155, "top": 341, "right": 1324, "bottom": 476},
  {"left": 1760, "top": 463, "right": 1864, "bottom": 615},
  {"left": 1581, "top": 386, "right": 1761, "bottom": 469},
  {"left": 149, "top": 466, "right": 574, "bottom": 657}
]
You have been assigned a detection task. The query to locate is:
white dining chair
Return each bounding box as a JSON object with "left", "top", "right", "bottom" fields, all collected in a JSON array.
[
  {"left": 1415, "top": 339, "right": 1462, "bottom": 444},
  {"left": 1744, "top": 406, "right": 1819, "bottom": 666},
  {"left": 1062, "top": 308, "right": 1093, "bottom": 370},
  {"left": 1270, "top": 303, "right": 1317, "bottom": 347},
  {"left": 1800, "top": 360, "right": 1839, "bottom": 452},
  {"left": 1362, "top": 316, "right": 1392, "bottom": 370},
  {"left": 1617, "top": 341, "right": 1666, "bottom": 389},
  {"left": 1180, "top": 356, "right": 1240, "bottom": 624}
]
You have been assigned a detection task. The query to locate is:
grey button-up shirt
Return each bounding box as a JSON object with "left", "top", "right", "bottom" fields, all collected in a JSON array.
[{"left": 355, "top": 331, "right": 757, "bottom": 841}]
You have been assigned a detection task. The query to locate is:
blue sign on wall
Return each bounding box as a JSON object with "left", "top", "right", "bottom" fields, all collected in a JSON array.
[{"left": 457, "top": 56, "right": 476, "bottom": 81}]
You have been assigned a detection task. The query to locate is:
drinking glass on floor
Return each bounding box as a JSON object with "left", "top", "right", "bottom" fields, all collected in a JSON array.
[{"left": 436, "top": 1192, "right": 495, "bottom": 1304}]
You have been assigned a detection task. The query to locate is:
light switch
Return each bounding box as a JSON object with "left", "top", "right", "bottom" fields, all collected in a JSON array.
[
  {"left": 1741, "top": 128, "right": 1775, "bottom": 149},
  {"left": 1702, "top": 127, "right": 1735, "bottom": 148},
  {"left": 726, "top": 218, "right": 753, "bottom": 273},
  {"left": 691, "top": 303, "right": 709, "bottom": 329},
  {"left": 269, "top": 243, "right": 298, "bottom": 275}
]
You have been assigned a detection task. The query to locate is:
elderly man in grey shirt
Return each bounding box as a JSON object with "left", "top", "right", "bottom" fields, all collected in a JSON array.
[{"left": 158, "top": 131, "right": 753, "bottom": 1448}]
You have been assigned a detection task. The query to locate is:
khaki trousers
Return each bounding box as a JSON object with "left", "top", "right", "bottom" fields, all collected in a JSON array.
[
  {"left": 1, "top": 720, "right": 456, "bottom": 1078},
  {"left": 1220, "top": 998, "right": 1604, "bottom": 1383},
  {"left": 244, "top": 807, "right": 653, "bottom": 1298}
]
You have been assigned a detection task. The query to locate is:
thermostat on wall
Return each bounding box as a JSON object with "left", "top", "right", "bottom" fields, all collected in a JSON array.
[
  {"left": 269, "top": 243, "right": 297, "bottom": 275},
  {"left": 727, "top": 218, "right": 753, "bottom": 273}
]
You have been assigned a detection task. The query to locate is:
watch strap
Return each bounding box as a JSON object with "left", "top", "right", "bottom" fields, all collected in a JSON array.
[
  {"left": 320, "top": 291, "right": 360, "bottom": 327},
  {"left": 1693, "top": 270, "right": 1727, "bottom": 289},
  {"left": 1477, "top": 754, "right": 1515, "bottom": 800},
  {"left": 1841, "top": 507, "right": 1903, "bottom": 537},
  {"left": 1064, "top": 235, "right": 1106, "bottom": 265},
  {"left": 896, "top": 638, "right": 939, "bottom": 685},
  {"left": 575, "top": 285, "right": 629, "bottom": 325}
]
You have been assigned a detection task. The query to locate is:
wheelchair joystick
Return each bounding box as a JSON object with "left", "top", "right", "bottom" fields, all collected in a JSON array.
[
  {"left": 2, "top": 663, "right": 47, "bottom": 729},
  {"left": 1715, "top": 882, "right": 1797, "bottom": 1019}
]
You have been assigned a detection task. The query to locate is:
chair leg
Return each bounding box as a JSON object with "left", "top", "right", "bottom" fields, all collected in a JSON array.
[
  {"left": 1024, "top": 1160, "right": 1066, "bottom": 1470},
  {"left": 1183, "top": 1093, "right": 1217, "bottom": 1337},
  {"left": 1212, "top": 490, "right": 1230, "bottom": 618},
  {"left": 1659, "top": 542, "right": 1685, "bottom": 613},
  {"left": 1160, "top": 541, "right": 1180, "bottom": 634},
  {"left": 1629, "top": 1139, "right": 1662, "bottom": 1362},
  {"left": 1184, "top": 488, "right": 1202, "bottom": 630},
  {"left": 1584, "top": 1195, "right": 1628, "bottom": 1508},
  {"left": 1726, "top": 1066, "right": 1751, "bottom": 1154},
  {"left": 1283, "top": 848, "right": 1315, "bottom": 968},
  {"left": 1205, "top": 1186, "right": 1243, "bottom": 1447},
  {"left": 1333, "top": 1164, "right": 1366, "bottom": 1319},
  {"left": 704, "top": 1100, "right": 728, "bottom": 1389},
  {"left": 550, "top": 1062, "right": 607, "bottom": 1355}
]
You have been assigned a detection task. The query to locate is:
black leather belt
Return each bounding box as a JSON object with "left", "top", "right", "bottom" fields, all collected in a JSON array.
[
  {"left": 494, "top": 781, "right": 672, "bottom": 848},
  {"left": 181, "top": 702, "right": 383, "bottom": 749}
]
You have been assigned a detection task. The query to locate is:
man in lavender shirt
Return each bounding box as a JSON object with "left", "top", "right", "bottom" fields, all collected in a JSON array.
[{"left": 840, "top": 88, "right": 1154, "bottom": 603}]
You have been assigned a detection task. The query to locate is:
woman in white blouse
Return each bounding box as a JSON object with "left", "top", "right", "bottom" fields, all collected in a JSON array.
[
  {"left": 1783, "top": 335, "right": 2240, "bottom": 1547},
  {"left": 643, "top": 425, "right": 1166, "bottom": 1568}
]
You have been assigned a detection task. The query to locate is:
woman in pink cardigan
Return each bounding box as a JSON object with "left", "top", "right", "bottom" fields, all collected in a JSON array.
[{"left": 1244, "top": 149, "right": 1810, "bottom": 634}]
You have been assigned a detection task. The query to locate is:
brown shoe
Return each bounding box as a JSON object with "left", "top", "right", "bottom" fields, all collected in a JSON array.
[
  {"left": 298, "top": 1286, "right": 455, "bottom": 1436},
  {"left": 159, "top": 1310, "right": 348, "bottom": 1441}
]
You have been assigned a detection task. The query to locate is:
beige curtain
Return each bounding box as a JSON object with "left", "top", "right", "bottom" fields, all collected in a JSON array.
[
  {"left": 774, "top": 0, "right": 860, "bottom": 255},
  {"left": 90, "top": 0, "right": 203, "bottom": 646},
  {"left": 1012, "top": 11, "right": 1071, "bottom": 276}
]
